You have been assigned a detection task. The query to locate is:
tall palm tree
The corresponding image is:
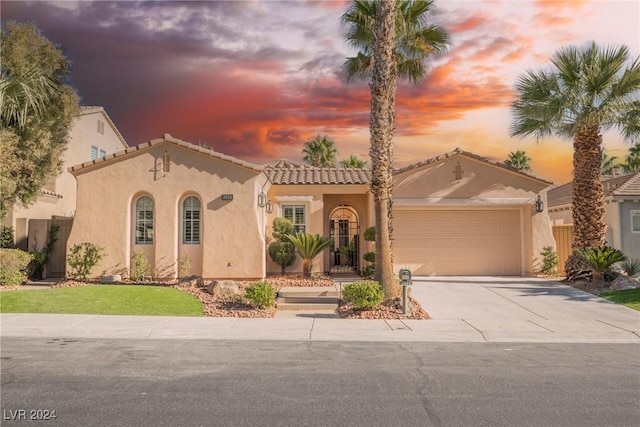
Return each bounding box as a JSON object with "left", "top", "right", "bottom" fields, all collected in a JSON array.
[
  {"left": 511, "top": 42, "right": 640, "bottom": 278},
  {"left": 302, "top": 135, "right": 337, "bottom": 167},
  {"left": 600, "top": 148, "right": 620, "bottom": 176},
  {"left": 368, "top": 0, "right": 398, "bottom": 298},
  {"left": 504, "top": 149, "right": 532, "bottom": 171},
  {"left": 0, "top": 66, "right": 59, "bottom": 129},
  {"left": 624, "top": 142, "right": 640, "bottom": 172},
  {"left": 285, "top": 233, "right": 333, "bottom": 278},
  {"left": 341, "top": 0, "right": 450, "bottom": 82},
  {"left": 340, "top": 154, "right": 367, "bottom": 168}
]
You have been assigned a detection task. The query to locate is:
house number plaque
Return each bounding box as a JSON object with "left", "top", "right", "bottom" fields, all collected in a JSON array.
[{"left": 221, "top": 194, "right": 233, "bottom": 201}]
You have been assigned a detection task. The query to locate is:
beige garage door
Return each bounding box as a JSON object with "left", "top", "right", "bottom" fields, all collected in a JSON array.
[{"left": 394, "top": 209, "right": 522, "bottom": 276}]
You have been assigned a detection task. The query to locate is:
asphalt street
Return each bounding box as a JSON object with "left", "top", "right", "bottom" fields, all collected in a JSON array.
[{"left": 1, "top": 338, "right": 639, "bottom": 427}]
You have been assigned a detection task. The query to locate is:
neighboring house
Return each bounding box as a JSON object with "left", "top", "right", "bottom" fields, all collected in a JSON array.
[
  {"left": 548, "top": 173, "right": 640, "bottom": 270},
  {"left": 5, "top": 106, "right": 128, "bottom": 276},
  {"left": 67, "top": 137, "right": 555, "bottom": 280}
]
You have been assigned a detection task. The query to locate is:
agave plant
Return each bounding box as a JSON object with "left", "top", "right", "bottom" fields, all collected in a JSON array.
[
  {"left": 577, "top": 246, "right": 627, "bottom": 281},
  {"left": 621, "top": 259, "right": 640, "bottom": 278},
  {"left": 285, "top": 233, "right": 333, "bottom": 278}
]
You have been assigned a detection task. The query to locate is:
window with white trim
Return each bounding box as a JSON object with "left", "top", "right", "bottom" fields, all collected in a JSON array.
[
  {"left": 282, "top": 204, "right": 306, "bottom": 234},
  {"left": 135, "top": 196, "right": 154, "bottom": 245},
  {"left": 91, "top": 146, "right": 99, "bottom": 160},
  {"left": 183, "top": 196, "right": 201, "bottom": 244},
  {"left": 631, "top": 210, "right": 640, "bottom": 233}
]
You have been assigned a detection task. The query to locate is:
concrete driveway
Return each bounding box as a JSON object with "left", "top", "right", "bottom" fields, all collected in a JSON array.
[{"left": 408, "top": 276, "right": 640, "bottom": 342}]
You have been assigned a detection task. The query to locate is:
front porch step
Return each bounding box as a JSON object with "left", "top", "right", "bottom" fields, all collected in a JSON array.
[
  {"left": 277, "top": 302, "right": 339, "bottom": 311},
  {"left": 277, "top": 296, "right": 339, "bottom": 304},
  {"left": 276, "top": 286, "right": 340, "bottom": 311}
]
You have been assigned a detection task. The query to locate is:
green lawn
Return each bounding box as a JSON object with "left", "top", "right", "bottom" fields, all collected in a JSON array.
[
  {"left": 0, "top": 285, "right": 204, "bottom": 316},
  {"left": 600, "top": 288, "right": 640, "bottom": 311}
]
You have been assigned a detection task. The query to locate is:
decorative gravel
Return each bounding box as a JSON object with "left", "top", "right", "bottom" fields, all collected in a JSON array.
[{"left": 337, "top": 296, "right": 429, "bottom": 320}]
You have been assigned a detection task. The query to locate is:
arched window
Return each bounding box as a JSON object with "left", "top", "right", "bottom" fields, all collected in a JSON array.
[
  {"left": 135, "top": 196, "right": 154, "bottom": 245},
  {"left": 182, "top": 196, "right": 201, "bottom": 244}
]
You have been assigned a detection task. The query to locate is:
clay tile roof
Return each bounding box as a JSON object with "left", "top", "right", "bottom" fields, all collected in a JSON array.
[
  {"left": 547, "top": 173, "right": 640, "bottom": 207},
  {"left": 263, "top": 160, "right": 371, "bottom": 185}
]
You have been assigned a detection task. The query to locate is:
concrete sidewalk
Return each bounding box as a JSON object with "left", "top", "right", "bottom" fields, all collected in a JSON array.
[{"left": 1, "top": 277, "right": 639, "bottom": 343}]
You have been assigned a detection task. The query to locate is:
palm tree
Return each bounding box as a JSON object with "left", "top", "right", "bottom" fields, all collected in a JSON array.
[
  {"left": 511, "top": 42, "right": 640, "bottom": 278},
  {"left": 368, "top": 0, "right": 398, "bottom": 299},
  {"left": 341, "top": 0, "right": 450, "bottom": 82},
  {"left": 302, "top": 135, "right": 337, "bottom": 167},
  {"left": 0, "top": 66, "right": 59, "bottom": 129},
  {"left": 340, "top": 154, "right": 367, "bottom": 168},
  {"left": 600, "top": 148, "right": 620, "bottom": 176},
  {"left": 285, "top": 233, "right": 333, "bottom": 278},
  {"left": 504, "top": 149, "right": 532, "bottom": 171},
  {"left": 624, "top": 143, "right": 640, "bottom": 172}
]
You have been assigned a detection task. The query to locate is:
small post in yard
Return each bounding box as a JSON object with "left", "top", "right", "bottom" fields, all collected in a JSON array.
[{"left": 399, "top": 269, "right": 412, "bottom": 315}]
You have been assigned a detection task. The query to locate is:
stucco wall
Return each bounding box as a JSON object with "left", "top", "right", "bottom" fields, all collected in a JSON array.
[
  {"left": 67, "top": 142, "right": 266, "bottom": 280},
  {"left": 619, "top": 201, "right": 640, "bottom": 259}
]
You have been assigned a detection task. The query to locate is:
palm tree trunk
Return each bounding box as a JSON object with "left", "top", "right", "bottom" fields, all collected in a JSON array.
[{"left": 370, "top": 0, "right": 398, "bottom": 299}]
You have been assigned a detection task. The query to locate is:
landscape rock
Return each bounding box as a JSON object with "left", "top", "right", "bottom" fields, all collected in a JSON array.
[
  {"left": 211, "top": 280, "right": 241, "bottom": 296},
  {"left": 100, "top": 274, "right": 121, "bottom": 284},
  {"left": 177, "top": 275, "right": 204, "bottom": 288}
]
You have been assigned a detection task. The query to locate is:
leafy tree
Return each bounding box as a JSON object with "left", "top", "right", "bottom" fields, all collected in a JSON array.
[
  {"left": 0, "top": 22, "right": 80, "bottom": 219},
  {"left": 504, "top": 149, "right": 532, "bottom": 171},
  {"left": 268, "top": 217, "right": 296, "bottom": 275},
  {"left": 600, "top": 148, "right": 620, "bottom": 176},
  {"left": 510, "top": 42, "right": 640, "bottom": 279},
  {"left": 342, "top": 0, "right": 450, "bottom": 298},
  {"left": 624, "top": 142, "right": 640, "bottom": 172},
  {"left": 302, "top": 135, "right": 337, "bottom": 167},
  {"left": 284, "top": 233, "right": 333, "bottom": 278},
  {"left": 340, "top": 154, "right": 367, "bottom": 168},
  {"left": 341, "top": 0, "right": 450, "bottom": 83}
]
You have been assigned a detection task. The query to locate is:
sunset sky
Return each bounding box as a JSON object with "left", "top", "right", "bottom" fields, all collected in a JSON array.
[{"left": 2, "top": 0, "right": 639, "bottom": 185}]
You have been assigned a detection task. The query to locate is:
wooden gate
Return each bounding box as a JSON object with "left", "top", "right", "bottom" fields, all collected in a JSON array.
[
  {"left": 47, "top": 219, "right": 73, "bottom": 278},
  {"left": 552, "top": 224, "right": 574, "bottom": 275}
]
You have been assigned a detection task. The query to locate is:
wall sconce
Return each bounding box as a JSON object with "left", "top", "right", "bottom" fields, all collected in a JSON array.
[
  {"left": 257, "top": 192, "right": 266, "bottom": 208},
  {"left": 265, "top": 200, "right": 274, "bottom": 214},
  {"left": 453, "top": 161, "right": 464, "bottom": 181},
  {"left": 535, "top": 194, "right": 544, "bottom": 213},
  {"left": 162, "top": 151, "right": 170, "bottom": 173}
]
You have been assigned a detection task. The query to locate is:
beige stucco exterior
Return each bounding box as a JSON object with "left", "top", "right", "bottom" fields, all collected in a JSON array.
[
  {"left": 67, "top": 136, "right": 268, "bottom": 280},
  {"left": 6, "top": 107, "right": 127, "bottom": 251}
]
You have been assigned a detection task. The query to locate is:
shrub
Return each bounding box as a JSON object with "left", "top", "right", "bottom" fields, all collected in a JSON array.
[
  {"left": 177, "top": 253, "right": 192, "bottom": 279},
  {"left": 342, "top": 280, "right": 384, "bottom": 310},
  {"left": 364, "top": 226, "right": 375, "bottom": 242},
  {"left": 131, "top": 249, "right": 150, "bottom": 281},
  {"left": 67, "top": 243, "right": 105, "bottom": 281},
  {"left": 577, "top": 246, "right": 627, "bottom": 281},
  {"left": 539, "top": 246, "right": 559, "bottom": 276},
  {"left": 621, "top": 259, "right": 640, "bottom": 277},
  {"left": 28, "top": 225, "right": 59, "bottom": 279},
  {"left": 362, "top": 265, "right": 375, "bottom": 277},
  {"left": 0, "top": 249, "right": 32, "bottom": 286},
  {"left": 0, "top": 225, "right": 15, "bottom": 248},
  {"left": 244, "top": 281, "right": 276, "bottom": 309},
  {"left": 268, "top": 240, "right": 296, "bottom": 275},
  {"left": 363, "top": 251, "right": 376, "bottom": 263}
]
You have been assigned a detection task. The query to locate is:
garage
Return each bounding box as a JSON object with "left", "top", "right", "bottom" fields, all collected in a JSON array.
[{"left": 393, "top": 209, "right": 523, "bottom": 276}]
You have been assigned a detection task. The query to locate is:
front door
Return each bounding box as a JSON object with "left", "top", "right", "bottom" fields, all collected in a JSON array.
[{"left": 329, "top": 206, "right": 359, "bottom": 273}]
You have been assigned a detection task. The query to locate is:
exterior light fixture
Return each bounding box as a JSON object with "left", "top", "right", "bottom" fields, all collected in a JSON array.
[
  {"left": 535, "top": 194, "right": 544, "bottom": 213},
  {"left": 257, "top": 192, "right": 266, "bottom": 207},
  {"left": 162, "top": 151, "right": 170, "bottom": 173},
  {"left": 265, "top": 200, "right": 274, "bottom": 214},
  {"left": 453, "top": 162, "right": 464, "bottom": 181}
]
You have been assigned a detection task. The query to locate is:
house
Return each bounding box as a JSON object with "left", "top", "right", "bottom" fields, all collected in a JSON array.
[
  {"left": 66, "top": 134, "right": 555, "bottom": 279},
  {"left": 5, "top": 106, "right": 128, "bottom": 276},
  {"left": 548, "top": 173, "right": 640, "bottom": 271}
]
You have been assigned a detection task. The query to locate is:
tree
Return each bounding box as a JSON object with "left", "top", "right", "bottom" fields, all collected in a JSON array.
[
  {"left": 504, "top": 149, "right": 532, "bottom": 171},
  {"left": 600, "top": 148, "right": 620, "bottom": 176},
  {"left": 624, "top": 142, "right": 640, "bottom": 172},
  {"left": 341, "top": 0, "right": 450, "bottom": 83},
  {"left": 340, "top": 154, "right": 367, "bottom": 168},
  {"left": 302, "top": 135, "right": 337, "bottom": 167},
  {"left": 284, "top": 233, "right": 333, "bottom": 278},
  {"left": 511, "top": 42, "right": 640, "bottom": 278},
  {"left": 368, "top": 0, "right": 398, "bottom": 299},
  {"left": 0, "top": 22, "right": 80, "bottom": 219},
  {"left": 267, "top": 218, "right": 296, "bottom": 275}
]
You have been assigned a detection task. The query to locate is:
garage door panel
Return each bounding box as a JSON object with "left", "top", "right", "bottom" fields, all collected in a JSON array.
[{"left": 394, "top": 209, "right": 522, "bottom": 276}]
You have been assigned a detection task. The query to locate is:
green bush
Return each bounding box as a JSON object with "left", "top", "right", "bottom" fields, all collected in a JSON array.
[
  {"left": 364, "top": 226, "right": 375, "bottom": 242},
  {"left": 244, "top": 281, "right": 276, "bottom": 309},
  {"left": 130, "top": 249, "right": 150, "bottom": 281},
  {"left": 539, "top": 246, "right": 559, "bottom": 276},
  {"left": 0, "top": 225, "right": 15, "bottom": 248},
  {"left": 621, "top": 259, "right": 640, "bottom": 277},
  {"left": 577, "top": 246, "right": 627, "bottom": 275},
  {"left": 363, "top": 251, "right": 376, "bottom": 263},
  {"left": 67, "top": 242, "right": 105, "bottom": 281},
  {"left": 0, "top": 249, "right": 32, "bottom": 286},
  {"left": 362, "top": 265, "right": 375, "bottom": 277},
  {"left": 342, "top": 280, "right": 384, "bottom": 310}
]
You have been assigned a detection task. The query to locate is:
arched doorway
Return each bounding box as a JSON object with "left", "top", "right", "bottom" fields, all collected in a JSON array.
[{"left": 329, "top": 205, "right": 360, "bottom": 273}]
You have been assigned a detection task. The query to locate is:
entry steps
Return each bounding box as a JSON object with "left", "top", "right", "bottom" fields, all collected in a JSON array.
[{"left": 276, "top": 287, "right": 340, "bottom": 311}]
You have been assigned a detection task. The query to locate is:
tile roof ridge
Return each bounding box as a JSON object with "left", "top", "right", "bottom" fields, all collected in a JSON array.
[{"left": 610, "top": 172, "right": 640, "bottom": 194}]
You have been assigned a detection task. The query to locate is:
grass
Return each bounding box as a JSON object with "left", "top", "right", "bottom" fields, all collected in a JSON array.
[
  {"left": 599, "top": 288, "right": 640, "bottom": 311},
  {"left": 0, "top": 285, "right": 204, "bottom": 316}
]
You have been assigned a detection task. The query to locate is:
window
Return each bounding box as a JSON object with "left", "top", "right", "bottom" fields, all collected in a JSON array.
[
  {"left": 97, "top": 119, "right": 105, "bottom": 135},
  {"left": 282, "top": 205, "right": 306, "bottom": 234},
  {"left": 135, "top": 196, "right": 154, "bottom": 245},
  {"left": 183, "top": 196, "right": 201, "bottom": 244},
  {"left": 99, "top": 149, "right": 106, "bottom": 157},
  {"left": 631, "top": 210, "right": 640, "bottom": 233},
  {"left": 91, "top": 146, "right": 99, "bottom": 160}
]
